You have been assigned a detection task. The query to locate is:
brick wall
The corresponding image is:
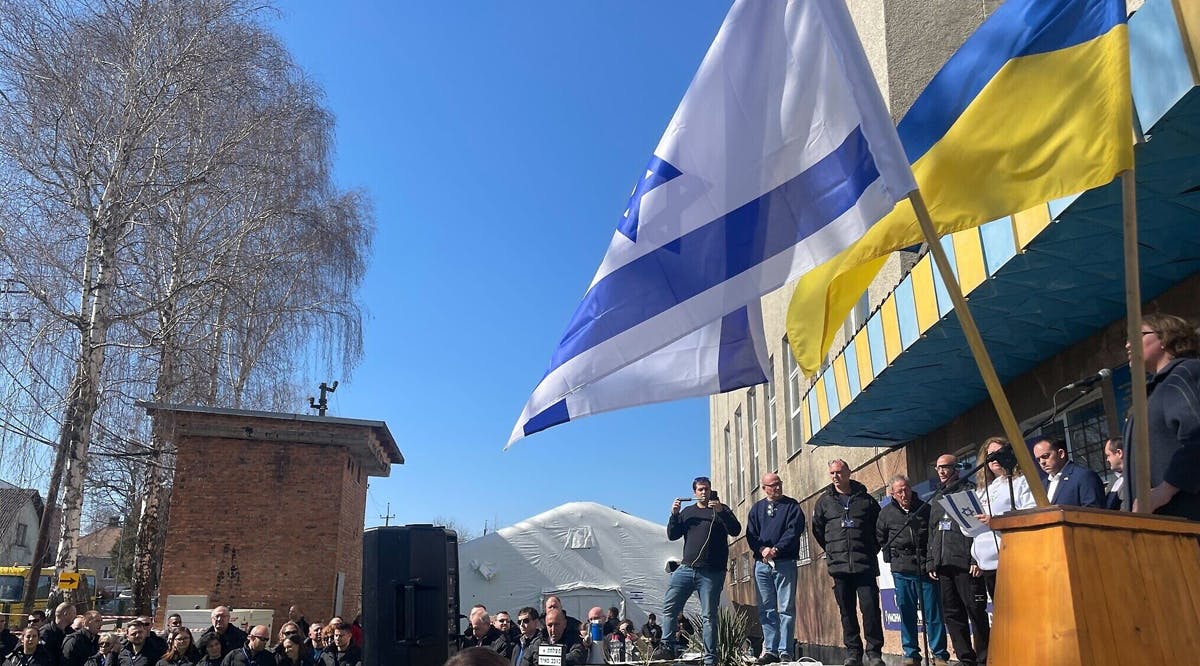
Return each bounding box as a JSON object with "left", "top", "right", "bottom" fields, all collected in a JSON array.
[{"left": 156, "top": 410, "right": 380, "bottom": 632}]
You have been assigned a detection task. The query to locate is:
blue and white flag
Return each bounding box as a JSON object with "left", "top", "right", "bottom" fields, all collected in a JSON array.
[{"left": 509, "top": 0, "right": 916, "bottom": 447}]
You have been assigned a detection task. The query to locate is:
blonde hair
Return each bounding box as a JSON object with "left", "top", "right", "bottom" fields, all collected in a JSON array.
[{"left": 978, "top": 436, "right": 1023, "bottom": 485}]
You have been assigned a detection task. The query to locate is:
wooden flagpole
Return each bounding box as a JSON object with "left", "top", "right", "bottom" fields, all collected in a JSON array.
[
  {"left": 908, "top": 189, "right": 1050, "bottom": 506},
  {"left": 1120, "top": 168, "right": 1153, "bottom": 513}
]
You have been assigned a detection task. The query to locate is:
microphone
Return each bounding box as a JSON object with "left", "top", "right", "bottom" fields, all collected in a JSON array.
[
  {"left": 675, "top": 497, "right": 696, "bottom": 503},
  {"left": 1061, "top": 368, "right": 1111, "bottom": 391}
]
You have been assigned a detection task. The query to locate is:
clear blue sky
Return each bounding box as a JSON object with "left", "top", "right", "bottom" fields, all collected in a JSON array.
[{"left": 270, "top": 1, "right": 733, "bottom": 536}]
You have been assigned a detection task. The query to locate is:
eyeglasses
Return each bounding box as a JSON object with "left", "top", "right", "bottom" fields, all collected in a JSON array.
[
  {"left": 173, "top": 637, "right": 190, "bottom": 643},
  {"left": 766, "top": 503, "right": 776, "bottom": 517},
  {"left": 518, "top": 618, "right": 535, "bottom": 625},
  {"left": 762, "top": 482, "right": 781, "bottom": 488}
]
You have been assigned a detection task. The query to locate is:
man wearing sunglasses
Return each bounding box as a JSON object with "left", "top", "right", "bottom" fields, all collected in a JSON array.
[
  {"left": 746, "top": 472, "right": 804, "bottom": 664},
  {"left": 510, "top": 608, "right": 540, "bottom": 666},
  {"left": 220, "top": 625, "right": 274, "bottom": 666}
]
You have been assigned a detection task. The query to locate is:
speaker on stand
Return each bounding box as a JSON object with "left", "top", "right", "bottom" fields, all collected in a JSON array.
[{"left": 363, "top": 525, "right": 460, "bottom": 666}]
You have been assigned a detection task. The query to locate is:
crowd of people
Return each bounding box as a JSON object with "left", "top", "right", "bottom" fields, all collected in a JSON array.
[
  {"left": 0, "top": 605, "right": 365, "bottom": 666},
  {"left": 456, "top": 597, "right": 678, "bottom": 666}
]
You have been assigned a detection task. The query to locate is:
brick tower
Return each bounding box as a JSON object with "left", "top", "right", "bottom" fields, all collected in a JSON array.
[{"left": 140, "top": 403, "right": 403, "bottom": 630}]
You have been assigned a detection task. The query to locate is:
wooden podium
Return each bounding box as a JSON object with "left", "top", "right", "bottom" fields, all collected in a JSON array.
[{"left": 989, "top": 506, "right": 1200, "bottom": 665}]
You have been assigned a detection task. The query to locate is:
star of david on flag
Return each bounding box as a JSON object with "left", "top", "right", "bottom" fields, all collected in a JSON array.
[{"left": 509, "top": 0, "right": 917, "bottom": 447}]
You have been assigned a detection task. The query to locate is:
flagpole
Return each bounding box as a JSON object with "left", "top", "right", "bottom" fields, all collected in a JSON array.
[
  {"left": 1119, "top": 169, "right": 1152, "bottom": 513},
  {"left": 908, "top": 189, "right": 1050, "bottom": 507}
]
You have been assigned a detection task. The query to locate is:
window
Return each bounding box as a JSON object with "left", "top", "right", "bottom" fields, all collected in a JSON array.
[
  {"left": 740, "top": 551, "right": 752, "bottom": 582},
  {"left": 734, "top": 407, "right": 746, "bottom": 503},
  {"left": 748, "top": 388, "right": 760, "bottom": 490},
  {"left": 766, "top": 357, "right": 779, "bottom": 472},
  {"left": 724, "top": 424, "right": 733, "bottom": 503},
  {"left": 15, "top": 523, "right": 27, "bottom": 547},
  {"left": 840, "top": 292, "right": 871, "bottom": 343},
  {"left": 784, "top": 339, "right": 804, "bottom": 456},
  {"left": 797, "top": 530, "right": 813, "bottom": 565},
  {"left": 102, "top": 566, "right": 111, "bottom": 580},
  {"left": 1025, "top": 397, "right": 1110, "bottom": 483}
]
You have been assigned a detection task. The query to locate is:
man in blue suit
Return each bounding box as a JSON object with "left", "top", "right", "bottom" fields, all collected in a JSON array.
[{"left": 1033, "top": 438, "right": 1105, "bottom": 508}]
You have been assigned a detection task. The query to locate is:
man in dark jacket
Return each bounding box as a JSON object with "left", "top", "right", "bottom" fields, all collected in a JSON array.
[
  {"left": 1033, "top": 438, "right": 1105, "bottom": 507},
  {"left": 461, "top": 607, "right": 508, "bottom": 654},
  {"left": 812, "top": 460, "right": 883, "bottom": 666},
  {"left": 117, "top": 620, "right": 164, "bottom": 666},
  {"left": 926, "top": 454, "right": 988, "bottom": 666},
  {"left": 0, "top": 615, "right": 17, "bottom": 655},
  {"left": 519, "top": 610, "right": 585, "bottom": 666},
  {"left": 40, "top": 602, "right": 76, "bottom": 666},
  {"left": 198, "top": 607, "right": 247, "bottom": 660},
  {"left": 510, "top": 608, "right": 541, "bottom": 666},
  {"left": 661, "top": 476, "right": 741, "bottom": 666},
  {"left": 745, "top": 472, "right": 805, "bottom": 664},
  {"left": 876, "top": 476, "right": 949, "bottom": 666},
  {"left": 318, "top": 622, "right": 361, "bottom": 666},
  {"left": 218, "top": 626, "right": 273, "bottom": 666},
  {"left": 62, "top": 611, "right": 102, "bottom": 666}
]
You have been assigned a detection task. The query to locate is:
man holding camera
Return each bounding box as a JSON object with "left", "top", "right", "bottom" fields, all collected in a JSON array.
[{"left": 660, "top": 476, "right": 741, "bottom": 666}]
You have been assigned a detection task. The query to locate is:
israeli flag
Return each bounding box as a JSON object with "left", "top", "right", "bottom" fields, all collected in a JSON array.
[{"left": 509, "top": 0, "right": 916, "bottom": 447}]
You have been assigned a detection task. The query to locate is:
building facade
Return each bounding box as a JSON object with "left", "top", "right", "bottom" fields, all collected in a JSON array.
[
  {"left": 142, "top": 404, "right": 402, "bottom": 631},
  {"left": 709, "top": 0, "right": 1189, "bottom": 660}
]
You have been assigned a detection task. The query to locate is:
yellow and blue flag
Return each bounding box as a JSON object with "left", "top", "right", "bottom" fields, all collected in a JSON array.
[{"left": 786, "top": 0, "right": 1133, "bottom": 375}]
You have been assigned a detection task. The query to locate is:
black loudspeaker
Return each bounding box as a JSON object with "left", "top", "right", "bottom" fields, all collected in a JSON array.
[{"left": 363, "top": 525, "right": 460, "bottom": 666}]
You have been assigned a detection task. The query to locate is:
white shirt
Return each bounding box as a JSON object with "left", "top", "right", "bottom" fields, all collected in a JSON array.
[
  {"left": 1047, "top": 470, "right": 1064, "bottom": 503},
  {"left": 971, "top": 475, "right": 1037, "bottom": 570}
]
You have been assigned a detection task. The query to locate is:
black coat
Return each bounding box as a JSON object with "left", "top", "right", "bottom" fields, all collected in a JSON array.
[
  {"left": 39, "top": 625, "right": 71, "bottom": 666},
  {"left": 62, "top": 631, "right": 99, "bottom": 666},
  {"left": 926, "top": 478, "right": 977, "bottom": 572},
  {"left": 218, "top": 648, "right": 272, "bottom": 666},
  {"left": 196, "top": 628, "right": 246, "bottom": 661},
  {"left": 518, "top": 633, "right": 586, "bottom": 666},
  {"left": 117, "top": 643, "right": 165, "bottom": 666},
  {"left": 461, "top": 626, "right": 507, "bottom": 654},
  {"left": 5, "top": 648, "right": 53, "bottom": 666},
  {"left": 83, "top": 654, "right": 119, "bottom": 666},
  {"left": 316, "top": 646, "right": 360, "bottom": 666},
  {"left": 875, "top": 496, "right": 930, "bottom": 576},
  {"left": 812, "top": 480, "right": 881, "bottom": 576}
]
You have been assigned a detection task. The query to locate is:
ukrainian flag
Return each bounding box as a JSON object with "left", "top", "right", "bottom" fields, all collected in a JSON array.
[{"left": 786, "top": 0, "right": 1133, "bottom": 375}]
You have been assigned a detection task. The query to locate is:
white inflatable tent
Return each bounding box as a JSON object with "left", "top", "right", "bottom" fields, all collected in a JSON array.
[{"left": 458, "top": 501, "right": 702, "bottom": 625}]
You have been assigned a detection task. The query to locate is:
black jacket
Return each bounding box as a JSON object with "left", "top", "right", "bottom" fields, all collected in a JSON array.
[
  {"left": 667, "top": 503, "right": 742, "bottom": 570},
  {"left": 0, "top": 630, "right": 16, "bottom": 658},
  {"left": 83, "top": 654, "right": 119, "bottom": 666},
  {"left": 875, "top": 496, "right": 930, "bottom": 576},
  {"left": 746, "top": 495, "right": 805, "bottom": 561},
  {"left": 62, "top": 631, "right": 99, "bottom": 666},
  {"left": 812, "top": 480, "right": 881, "bottom": 576},
  {"left": 39, "top": 624, "right": 72, "bottom": 666},
  {"left": 518, "top": 632, "right": 586, "bottom": 666},
  {"left": 316, "top": 646, "right": 360, "bottom": 666},
  {"left": 926, "top": 478, "right": 977, "bottom": 572},
  {"left": 218, "top": 648, "right": 272, "bottom": 666},
  {"left": 461, "top": 626, "right": 507, "bottom": 654},
  {"left": 117, "top": 643, "right": 165, "bottom": 666},
  {"left": 5, "top": 648, "right": 53, "bottom": 666},
  {"left": 196, "top": 628, "right": 246, "bottom": 661}
]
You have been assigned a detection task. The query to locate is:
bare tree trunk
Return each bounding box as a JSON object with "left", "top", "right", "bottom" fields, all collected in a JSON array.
[{"left": 55, "top": 223, "right": 121, "bottom": 605}]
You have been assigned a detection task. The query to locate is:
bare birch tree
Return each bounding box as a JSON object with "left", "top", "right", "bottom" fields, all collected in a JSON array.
[{"left": 0, "top": 0, "right": 372, "bottom": 611}]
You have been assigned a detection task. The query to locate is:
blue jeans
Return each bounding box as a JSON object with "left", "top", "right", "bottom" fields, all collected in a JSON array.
[
  {"left": 662, "top": 564, "right": 725, "bottom": 665},
  {"left": 893, "top": 571, "right": 949, "bottom": 660},
  {"left": 753, "top": 559, "right": 796, "bottom": 656}
]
